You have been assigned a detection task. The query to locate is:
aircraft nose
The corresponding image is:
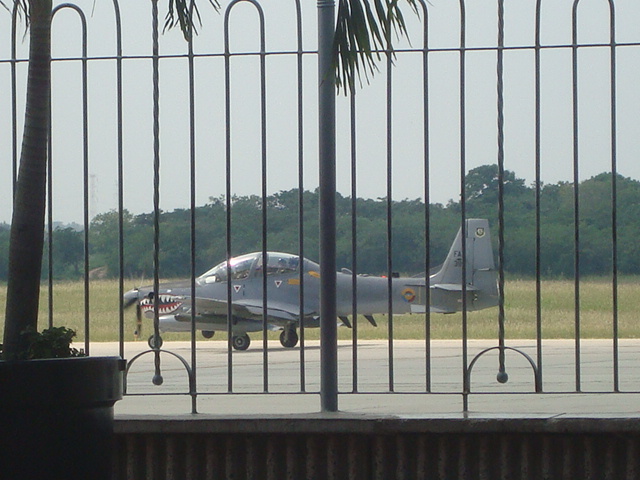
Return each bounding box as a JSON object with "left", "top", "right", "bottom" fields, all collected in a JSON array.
[{"left": 123, "top": 288, "right": 140, "bottom": 309}]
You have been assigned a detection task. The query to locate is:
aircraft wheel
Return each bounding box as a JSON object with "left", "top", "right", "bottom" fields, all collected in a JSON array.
[
  {"left": 232, "top": 334, "right": 250, "bottom": 351},
  {"left": 201, "top": 330, "right": 215, "bottom": 339},
  {"left": 279, "top": 328, "right": 299, "bottom": 348},
  {"left": 148, "top": 334, "right": 163, "bottom": 349}
]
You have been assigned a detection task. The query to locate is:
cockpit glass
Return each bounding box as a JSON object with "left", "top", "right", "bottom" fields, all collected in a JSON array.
[
  {"left": 228, "top": 256, "right": 254, "bottom": 280},
  {"left": 264, "top": 253, "right": 299, "bottom": 276},
  {"left": 198, "top": 253, "right": 259, "bottom": 283},
  {"left": 199, "top": 252, "right": 303, "bottom": 283}
]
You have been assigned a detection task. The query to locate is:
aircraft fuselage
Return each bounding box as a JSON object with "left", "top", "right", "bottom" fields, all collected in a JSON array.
[{"left": 124, "top": 219, "right": 499, "bottom": 350}]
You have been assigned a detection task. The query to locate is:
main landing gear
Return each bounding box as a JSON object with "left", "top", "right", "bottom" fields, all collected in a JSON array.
[
  {"left": 146, "top": 329, "right": 299, "bottom": 351},
  {"left": 231, "top": 327, "right": 299, "bottom": 351},
  {"left": 279, "top": 326, "right": 299, "bottom": 348},
  {"left": 232, "top": 334, "right": 251, "bottom": 351}
]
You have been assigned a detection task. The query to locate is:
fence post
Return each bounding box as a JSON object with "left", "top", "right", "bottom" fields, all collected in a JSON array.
[{"left": 318, "top": 0, "right": 338, "bottom": 412}]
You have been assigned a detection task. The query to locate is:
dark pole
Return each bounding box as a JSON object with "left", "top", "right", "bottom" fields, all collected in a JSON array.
[{"left": 318, "top": 0, "right": 338, "bottom": 412}]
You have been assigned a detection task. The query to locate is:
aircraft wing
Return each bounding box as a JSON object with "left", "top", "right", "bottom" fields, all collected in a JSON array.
[
  {"left": 177, "top": 297, "right": 312, "bottom": 324},
  {"left": 431, "top": 283, "right": 479, "bottom": 292},
  {"left": 235, "top": 300, "right": 308, "bottom": 322}
]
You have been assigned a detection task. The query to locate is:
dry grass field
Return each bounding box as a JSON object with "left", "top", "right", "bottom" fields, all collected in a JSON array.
[{"left": 0, "top": 277, "right": 637, "bottom": 343}]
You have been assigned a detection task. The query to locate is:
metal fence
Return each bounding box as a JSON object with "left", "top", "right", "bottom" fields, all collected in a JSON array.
[{"left": 3, "top": 0, "right": 640, "bottom": 414}]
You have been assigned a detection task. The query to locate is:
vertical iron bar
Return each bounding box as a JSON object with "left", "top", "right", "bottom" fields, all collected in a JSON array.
[
  {"left": 80, "top": 12, "right": 90, "bottom": 354},
  {"left": 188, "top": 0, "right": 198, "bottom": 413},
  {"left": 223, "top": 6, "right": 234, "bottom": 392},
  {"left": 386, "top": 25, "right": 395, "bottom": 393},
  {"left": 258, "top": 5, "right": 269, "bottom": 393},
  {"left": 151, "top": 0, "right": 163, "bottom": 385},
  {"left": 571, "top": 0, "right": 581, "bottom": 392},
  {"left": 318, "top": 0, "right": 338, "bottom": 412},
  {"left": 608, "top": 0, "right": 619, "bottom": 392},
  {"left": 295, "top": 0, "right": 306, "bottom": 392},
  {"left": 46, "top": 0, "right": 56, "bottom": 329},
  {"left": 496, "top": 0, "right": 506, "bottom": 382},
  {"left": 534, "top": 0, "right": 543, "bottom": 391},
  {"left": 459, "top": 0, "right": 469, "bottom": 413},
  {"left": 10, "top": 5, "right": 18, "bottom": 192},
  {"left": 419, "top": 0, "right": 431, "bottom": 393},
  {"left": 350, "top": 91, "right": 358, "bottom": 393},
  {"left": 112, "top": 0, "right": 125, "bottom": 360},
  {"left": 152, "top": 0, "right": 160, "bottom": 331},
  {"left": 47, "top": 76, "right": 53, "bottom": 329}
]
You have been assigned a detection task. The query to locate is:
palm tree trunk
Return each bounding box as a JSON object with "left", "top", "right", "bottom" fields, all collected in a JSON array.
[{"left": 3, "top": 0, "right": 52, "bottom": 359}]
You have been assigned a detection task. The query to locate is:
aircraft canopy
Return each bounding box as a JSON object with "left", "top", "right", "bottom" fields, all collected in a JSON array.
[{"left": 198, "top": 252, "right": 312, "bottom": 284}]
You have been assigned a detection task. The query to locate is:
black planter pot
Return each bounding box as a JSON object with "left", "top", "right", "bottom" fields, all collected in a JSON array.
[{"left": 0, "top": 356, "right": 124, "bottom": 480}]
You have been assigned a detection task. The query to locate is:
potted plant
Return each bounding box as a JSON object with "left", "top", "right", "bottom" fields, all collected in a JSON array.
[{"left": 0, "top": 327, "right": 124, "bottom": 480}]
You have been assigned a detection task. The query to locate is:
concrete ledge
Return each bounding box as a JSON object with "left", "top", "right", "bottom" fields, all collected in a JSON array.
[{"left": 115, "top": 414, "right": 640, "bottom": 434}]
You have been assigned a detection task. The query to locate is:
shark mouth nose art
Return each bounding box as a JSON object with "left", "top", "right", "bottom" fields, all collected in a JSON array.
[{"left": 140, "top": 294, "right": 185, "bottom": 317}]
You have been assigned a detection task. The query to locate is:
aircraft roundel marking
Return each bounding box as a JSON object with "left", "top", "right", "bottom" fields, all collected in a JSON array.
[
  {"left": 402, "top": 288, "right": 416, "bottom": 303},
  {"left": 275, "top": 280, "right": 282, "bottom": 288},
  {"left": 233, "top": 285, "right": 242, "bottom": 293}
]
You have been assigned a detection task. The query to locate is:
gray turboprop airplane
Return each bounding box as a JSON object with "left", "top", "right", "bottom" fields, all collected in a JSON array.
[{"left": 124, "top": 218, "right": 498, "bottom": 350}]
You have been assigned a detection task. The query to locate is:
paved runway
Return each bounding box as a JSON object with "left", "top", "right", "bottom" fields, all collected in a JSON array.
[{"left": 86, "top": 340, "right": 640, "bottom": 417}]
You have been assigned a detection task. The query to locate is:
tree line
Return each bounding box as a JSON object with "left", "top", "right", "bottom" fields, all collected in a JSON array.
[{"left": 0, "top": 165, "right": 637, "bottom": 281}]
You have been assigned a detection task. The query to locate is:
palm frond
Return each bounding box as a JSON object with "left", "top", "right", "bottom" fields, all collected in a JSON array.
[
  {"left": 165, "top": 0, "right": 220, "bottom": 41},
  {"left": 334, "top": 0, "right": 418, "bottom": 95},
  {"left": 1, "top": 0, "right": 28, "bottom": 25}
]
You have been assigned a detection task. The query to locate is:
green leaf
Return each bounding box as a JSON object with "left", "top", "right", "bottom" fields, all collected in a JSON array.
[
  {"left": 165, "top": 0, "right": 220, "bottom": 41},
  {"left": 334, "top": 0, "right": 419, "bottom": 94}
]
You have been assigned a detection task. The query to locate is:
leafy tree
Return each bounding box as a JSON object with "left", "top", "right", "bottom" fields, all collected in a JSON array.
[
  {"left": 12, "top": 170, "right": 640, "bottom": 284},
  {"left": 49, "top": 227, "right": 84, "bottom": 278},
  {"left": 89, "top": 210, "right": 155, "bottom": 279},
  {"left": 465, "top": 164, "right": 528, "bottom": 203}
]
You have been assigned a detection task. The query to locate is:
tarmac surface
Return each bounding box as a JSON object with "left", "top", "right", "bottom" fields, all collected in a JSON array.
[{"left": 85, "top": 339, "right": 640, "bottom": 418}]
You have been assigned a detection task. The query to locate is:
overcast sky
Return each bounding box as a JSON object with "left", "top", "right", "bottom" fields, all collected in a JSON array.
[{"left": 1, "top": 0, "right": 640, "bottom": 224}]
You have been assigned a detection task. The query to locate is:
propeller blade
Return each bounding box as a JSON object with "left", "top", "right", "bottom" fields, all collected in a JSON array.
[
  {"left": 123, "top": 288, "right": 140, "bottom": 309},
  {"left": 134, "top": 304, "right": 142, "bottom": 341}
]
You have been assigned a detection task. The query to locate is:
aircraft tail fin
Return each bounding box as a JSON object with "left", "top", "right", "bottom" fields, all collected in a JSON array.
[{"left": 428, "top": 218, "right": 498, "bottom": 312}]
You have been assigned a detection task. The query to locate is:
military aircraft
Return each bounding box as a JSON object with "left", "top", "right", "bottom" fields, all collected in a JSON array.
[{"left": 124, "top": 218, "right": 498, "bottom": 350}]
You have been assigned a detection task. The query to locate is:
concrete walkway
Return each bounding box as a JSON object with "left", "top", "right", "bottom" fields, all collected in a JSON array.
[{"left": 84, "top": 339, "right": 640, "bottom": 417}]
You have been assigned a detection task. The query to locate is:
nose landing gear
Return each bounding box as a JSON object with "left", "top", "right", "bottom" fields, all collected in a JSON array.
[{"left": 148, "top": 334, "right": 163, "bottom": 349}]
